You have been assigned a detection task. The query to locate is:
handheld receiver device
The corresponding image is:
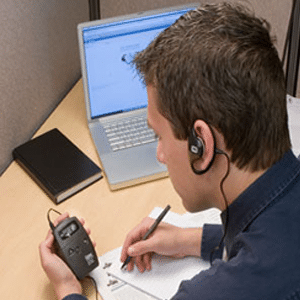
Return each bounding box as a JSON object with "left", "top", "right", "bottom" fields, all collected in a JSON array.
[{"left": 51, "top": 216, "right": 99, "bottom": 280}]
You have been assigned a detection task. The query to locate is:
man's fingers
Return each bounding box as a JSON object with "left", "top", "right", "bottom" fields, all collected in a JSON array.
[
  {"left": 53, "top": 212, "right": 69, "bottom": 227},
  {"left": 128, "top": 239, "right": 154, "bottom": 257}
]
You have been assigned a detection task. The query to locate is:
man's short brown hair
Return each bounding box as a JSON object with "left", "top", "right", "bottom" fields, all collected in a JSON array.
[{"left": 133, "top": 3, "right": 291, "bottom": 172}]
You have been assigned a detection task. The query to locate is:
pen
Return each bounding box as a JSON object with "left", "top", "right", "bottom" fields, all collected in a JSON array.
[{"left": 121, "top": 204, "right": 171, "bottom": 270}]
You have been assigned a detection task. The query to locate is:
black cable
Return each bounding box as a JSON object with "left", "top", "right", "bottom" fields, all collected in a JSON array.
[
  {"left": 209, "top": 152, "right": 230, "bottom": 265},
  {"left": 47, "top": 208, "right": 62, "bottom": 231},
  {"left": 86, "top": 276, "right": 99, "bottom": 300}
]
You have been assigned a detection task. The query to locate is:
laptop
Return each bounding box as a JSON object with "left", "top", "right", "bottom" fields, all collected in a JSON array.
[{"left": 77, "top": 4, "right": 196, "bottom": 190}]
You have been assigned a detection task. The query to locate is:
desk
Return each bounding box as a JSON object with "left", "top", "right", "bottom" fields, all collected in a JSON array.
[{"left": 0, "top": 80, "right": 184, "bottom": 300}]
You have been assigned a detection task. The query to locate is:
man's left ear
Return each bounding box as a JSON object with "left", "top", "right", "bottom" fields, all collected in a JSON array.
[{"left": 188, "top": 120, "right": 216, "bottom": 175}]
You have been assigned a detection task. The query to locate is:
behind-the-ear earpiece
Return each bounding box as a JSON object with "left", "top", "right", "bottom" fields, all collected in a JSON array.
[
  {"left": 188, "top": 125, "right": 226, "bottom": 175},
  {"left": 188, "top": 128, "right": 205, "bottom": 158}
]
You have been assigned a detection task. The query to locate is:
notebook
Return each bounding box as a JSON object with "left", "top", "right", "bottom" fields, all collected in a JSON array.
[
  {"left": 77, "top": 4, "right": 196, "bottom": 190},
  {"left": 13, "top": 129, "right": 102, "bottom": 204}
]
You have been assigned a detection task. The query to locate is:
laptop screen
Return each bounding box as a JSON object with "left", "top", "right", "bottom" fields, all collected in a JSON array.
[{"left": 81, "top": 8, "right": 194, "bottom": 119}]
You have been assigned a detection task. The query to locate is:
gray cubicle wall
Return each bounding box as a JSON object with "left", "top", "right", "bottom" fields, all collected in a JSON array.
[{"left": 0, "top": 0, "right": 89, "bottom": 175}]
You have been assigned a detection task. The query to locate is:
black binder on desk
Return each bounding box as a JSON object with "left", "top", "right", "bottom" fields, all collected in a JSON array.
[{"left": 13, "top": 128, "right": 102, "bottom": 204}]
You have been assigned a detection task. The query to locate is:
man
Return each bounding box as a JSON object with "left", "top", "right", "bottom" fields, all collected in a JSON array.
[{"left": 39, "top": 3, "right": 300, "bottom": 299}]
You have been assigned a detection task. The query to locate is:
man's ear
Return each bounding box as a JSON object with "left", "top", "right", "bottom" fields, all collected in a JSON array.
[{"left": 190, "top": 120, "right": 216, "bottom": 173}]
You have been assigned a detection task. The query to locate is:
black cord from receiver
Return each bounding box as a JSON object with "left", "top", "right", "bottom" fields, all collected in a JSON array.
[
  {"left": 209, "top": 152, "right": 230, "bottom": 265},
  {"left": 86, "top": 276, "right": 100, "bottom": 300},
  {"left": 47, "top": 208, "right": 62, "bottom": 231}
]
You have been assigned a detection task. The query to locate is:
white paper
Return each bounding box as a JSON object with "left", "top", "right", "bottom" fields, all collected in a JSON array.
[
  {"left": 287, "top": 95, "right": 300, "bottom": 156},
  {"left": 90, "top": 247, "right": 156, "bottom": 300},
  {"left": 91, "top": 207, "right": 221, "bottom": 299},
  {"left": 109, "top": 248, "right": 210, "bottom": 300},
  {"left": 149, "top": 207, "right": 221, "bottom": 228}
]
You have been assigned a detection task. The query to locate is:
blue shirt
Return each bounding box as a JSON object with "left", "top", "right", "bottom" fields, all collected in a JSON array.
[
  {"left": 64, "top": 150, "right": 300, "bottom": 300},
  {"left": 172, "top": 150, "right": 300, "bottom": 300},
  {"left": 63, "top": 295, "right": 87, "bottom": 300}
]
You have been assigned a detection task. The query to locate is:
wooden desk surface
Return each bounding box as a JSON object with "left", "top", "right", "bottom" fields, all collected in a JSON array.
[{"left": 0, "top": 80, "right": 185, "bottom": 300}]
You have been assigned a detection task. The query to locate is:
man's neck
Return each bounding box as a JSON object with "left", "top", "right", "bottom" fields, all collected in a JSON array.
[{"left": 218, "top": 164, "right": 267, "bottom": 211}]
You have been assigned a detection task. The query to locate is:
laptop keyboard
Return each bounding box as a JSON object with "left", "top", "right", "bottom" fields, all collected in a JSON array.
[{"left": 103, "top": 116, "right": 157, "bottom": 151}]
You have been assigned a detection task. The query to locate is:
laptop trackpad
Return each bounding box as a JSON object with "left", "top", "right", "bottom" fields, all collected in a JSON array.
[{"left": 101, "top": 143, "right": 167, "bottom": 188}]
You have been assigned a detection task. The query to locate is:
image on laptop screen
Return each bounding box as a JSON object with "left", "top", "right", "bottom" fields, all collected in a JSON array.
[{"left": 81, "top": 8, "right": 193, "bottom": 119}]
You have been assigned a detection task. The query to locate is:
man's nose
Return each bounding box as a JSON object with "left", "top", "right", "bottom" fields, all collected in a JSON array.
[{"left": 156, "top": 141, "right": 166, "bottom": 164}]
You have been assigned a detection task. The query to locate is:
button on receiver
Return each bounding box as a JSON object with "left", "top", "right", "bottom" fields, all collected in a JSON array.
[{"left": 51, "top": 216, "right": 99, "bottom": 280}]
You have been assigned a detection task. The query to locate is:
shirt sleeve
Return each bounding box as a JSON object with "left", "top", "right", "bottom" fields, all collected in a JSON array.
[
  {"left": 170, "top": 224, "right": 226, "bottom": 300},
  {"left": 62, "top": 294, "right": 88, "bottom": 300},
  {"left": 201, "top": 223, "right": 224, "bottom": 261},
  {"left": 170, "top": 226, "right": 286, "bottom": 300}
]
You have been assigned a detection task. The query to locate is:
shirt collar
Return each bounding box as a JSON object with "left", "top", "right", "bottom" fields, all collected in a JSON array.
[{"left": 221, "top": 150, "right": 300, "bottom": 248}]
